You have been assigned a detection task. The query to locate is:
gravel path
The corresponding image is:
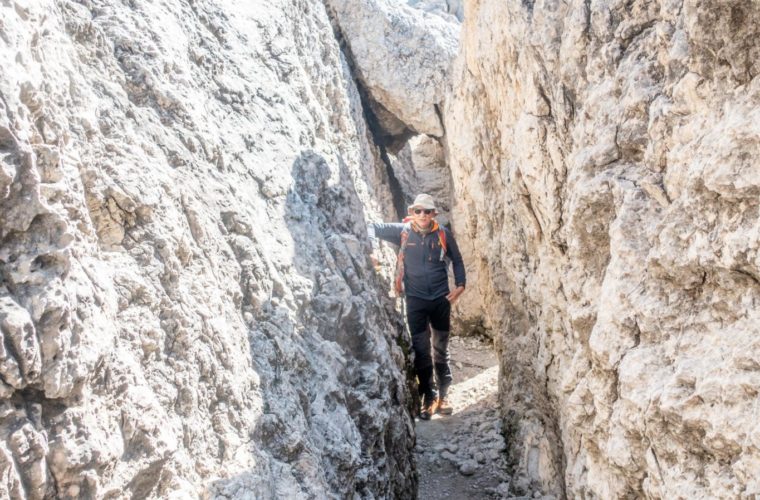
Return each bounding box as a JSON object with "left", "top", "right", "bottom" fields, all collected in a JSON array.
[{"left": 415, "top": 336, "right": 512, "bottom": 498}]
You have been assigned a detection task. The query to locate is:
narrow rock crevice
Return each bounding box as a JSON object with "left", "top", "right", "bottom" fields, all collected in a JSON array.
[
  {"left": 3, "top": 1, "right": 759, "bottom": 499},
  {"left": 323, "top": 3, "right": 417, "bottom": 219},
  {"left": 359, "top": 95, "right": 413, "bottom": 220}
]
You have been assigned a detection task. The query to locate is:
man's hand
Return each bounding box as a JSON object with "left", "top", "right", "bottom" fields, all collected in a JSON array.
[{"left": 446, "top": 286, "right": 465, "bottom": 304}]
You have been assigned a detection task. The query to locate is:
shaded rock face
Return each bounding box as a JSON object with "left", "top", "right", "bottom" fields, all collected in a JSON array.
[
  {"left": 0, "top": 0, "right": 415, "bottom": 498},
  {"left": 446, "top": 0, "right": 760, "bottom": 497}
]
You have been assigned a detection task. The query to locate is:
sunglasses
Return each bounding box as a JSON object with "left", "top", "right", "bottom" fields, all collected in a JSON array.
[{"left": 413, "top": 209, "right": 434, "bottom": 215}]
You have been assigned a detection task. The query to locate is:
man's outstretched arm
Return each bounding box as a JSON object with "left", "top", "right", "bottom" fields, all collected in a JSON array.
[{"left": 368, "top": 222, "right": 405, "bottom": 246}]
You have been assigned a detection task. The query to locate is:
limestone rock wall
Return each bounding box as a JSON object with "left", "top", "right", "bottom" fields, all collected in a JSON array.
[
  {"left": 0, "top": 0, "right": 415, "bottom": 498},
  {"left": 446, "top": 0, "right": 760, "bottom": 497}
]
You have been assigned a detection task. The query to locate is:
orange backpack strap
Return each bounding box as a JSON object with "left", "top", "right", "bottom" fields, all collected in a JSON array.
[{"left": 437, "top": 228, "right": 447, "bottom": 261}]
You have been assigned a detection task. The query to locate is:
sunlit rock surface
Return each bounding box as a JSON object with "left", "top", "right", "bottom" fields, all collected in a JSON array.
[
  {"left": 0, "top": 0, "right": 415, "bottom": 497},
  {"left": 446, "top": 0, "right": 760, "bottom": 497}
]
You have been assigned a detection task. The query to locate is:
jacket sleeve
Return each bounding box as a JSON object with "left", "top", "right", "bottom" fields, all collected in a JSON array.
[
  {"left": 369, "top": 222, "right": 404, "bottom": 246},
  {"left": 446, "top": 230, "right": 466, "bottom": 288}
]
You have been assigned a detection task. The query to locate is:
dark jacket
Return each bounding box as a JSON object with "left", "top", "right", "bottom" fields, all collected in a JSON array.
[{"left": 371, "top": 222, "right": 466, "bottom": 300}]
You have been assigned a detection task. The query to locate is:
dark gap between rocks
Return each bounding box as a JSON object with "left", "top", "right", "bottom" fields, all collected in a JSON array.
[{"left": 323, "top": 3, "right": 414, "bottom": 220}]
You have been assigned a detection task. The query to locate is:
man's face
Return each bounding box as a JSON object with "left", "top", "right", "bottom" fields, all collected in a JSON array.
[{"left": 410, "top": 206, "right": 435, "bottom": 228}]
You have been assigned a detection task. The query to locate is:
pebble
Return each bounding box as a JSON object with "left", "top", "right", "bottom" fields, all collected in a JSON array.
[
  {"left": 496, "top": 482, "right": 511, "bottom": 495},
  {"left": 533, "top": 491, "right": 542, "bottom": 498},
  {"left": 459, "top": 460, "right": 478, "bottom": 476},
  {"left": 445, "top": 442, "right": 459, "bottom": 453},
  {"left": 474, "top": 451, "right": 486, "bottom": 463},
  {"left": 440, "top": 451, "right": 457, "bottom": 462},
  {"left": 513, "top": 476, "right": 531, "bottom": 492}
]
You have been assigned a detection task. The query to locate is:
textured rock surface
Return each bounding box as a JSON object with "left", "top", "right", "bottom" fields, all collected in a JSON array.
[
  {"left": 0, "top": 0, "right": 415, "bottom": 498},
  {"left": 446, "top": 0, "right": 760, "bottom": 497},
  {"left": 326, "top": 0, "right": 459, "bottom": 137}
]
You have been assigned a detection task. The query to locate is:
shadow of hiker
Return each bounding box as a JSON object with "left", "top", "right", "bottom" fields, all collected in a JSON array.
[{"left": 218, "top": 149, "right": 417, "bottom": 499}]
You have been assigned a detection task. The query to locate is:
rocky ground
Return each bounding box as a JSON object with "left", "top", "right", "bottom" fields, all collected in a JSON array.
[{"left": 415, "top": 336, "right": 555, "bottom": 500}]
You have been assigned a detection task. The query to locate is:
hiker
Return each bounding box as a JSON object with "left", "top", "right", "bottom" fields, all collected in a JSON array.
[{"left": 369, "top": 193, "right": 466, "bottom": 420}]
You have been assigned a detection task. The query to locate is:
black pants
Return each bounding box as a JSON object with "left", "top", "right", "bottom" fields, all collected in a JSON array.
[{"left": 406, "top": 295, "right": 452, "bottom": 403}]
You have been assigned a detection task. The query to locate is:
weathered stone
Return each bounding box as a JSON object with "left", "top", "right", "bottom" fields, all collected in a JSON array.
[
  {"left": 458, "top": 459, "right": 478, "bottom": 476},
  {"left": 445, "top": 0, "right": 760, "bottom": 498},
  {"left": 3, "top": 0, "right": 759, "bottom": 498}
]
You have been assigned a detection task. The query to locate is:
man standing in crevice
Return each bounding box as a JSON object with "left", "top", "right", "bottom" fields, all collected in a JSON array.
[{"left": 369, "top": 193, "right": 466, "bottom": 420}]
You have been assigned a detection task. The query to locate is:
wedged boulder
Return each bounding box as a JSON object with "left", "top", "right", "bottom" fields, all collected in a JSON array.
[
  {"left": 407, "top": 0, "right": 464, "bottom": 22},
  {"left": 326, "top": 0, "right": 459, "bottom": 137}
]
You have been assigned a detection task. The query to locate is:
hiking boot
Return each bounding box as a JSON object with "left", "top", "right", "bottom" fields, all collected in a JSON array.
[
  {"left": 419, "top": 399, "right": 439, "bottom": 420},
  {"left": 437, "top": 397, "right": 453, "bottom": 415}
]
